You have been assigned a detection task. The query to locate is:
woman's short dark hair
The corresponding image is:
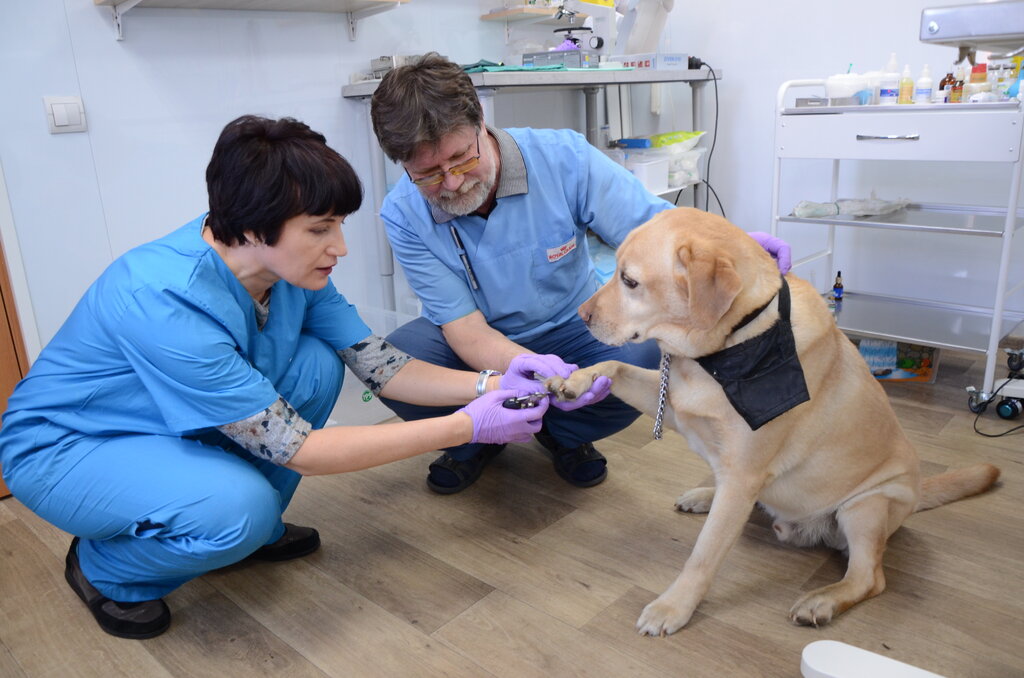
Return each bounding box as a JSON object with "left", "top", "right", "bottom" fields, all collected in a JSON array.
[
  {"left": 206, "top": 115, "right": 363, "bottom": 246},
  {"left": 370, "top": 53, "right": 482, "bottom": 163}
]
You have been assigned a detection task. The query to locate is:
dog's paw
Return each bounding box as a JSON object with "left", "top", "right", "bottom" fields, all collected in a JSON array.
[
  {"left": 789, "top": 592, "right": 837, "bottom": 627},
  {"left": 635, "top": 596, "right": 694, "bottom": 637},
  {"left": 543, "top": 375, "right": 570, "bottom": 399},
  {"left": 674, "top": 487, "right": 715, "bottom": 514},
  {"left": 543, "top": 370, "right": 595, "bottom": 402}
]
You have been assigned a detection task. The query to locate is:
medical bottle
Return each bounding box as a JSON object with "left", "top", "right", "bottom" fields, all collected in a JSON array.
[
  {"left": 898, "top": 65, "right": 914, "bottom": 103},
  {"left": 935, "top": 69, "right": 955, "bottom": 103},
  {"left": 964, "top": 63, "right": 990, "bottom": 99},
  {"left": 914, "top": 64, "right": 932, "bottom": 104},
  {"left": 950, "top": 66, "right": 965, "bottom": 103},
  {"left": 833, "top": 271, "right": 844, "bottom": 301},
  {"left": 879, "top": 53, "right": 900, "bottom": 105}
]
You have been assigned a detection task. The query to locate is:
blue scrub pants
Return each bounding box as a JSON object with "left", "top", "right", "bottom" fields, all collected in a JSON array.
[
  {"left": 380, "top": 316, "right": 660, "bottom": 460},
  {"left": 13, "top": 334, "right": 343, "bottom": 603}
]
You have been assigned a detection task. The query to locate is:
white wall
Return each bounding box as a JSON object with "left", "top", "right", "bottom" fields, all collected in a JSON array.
[
  {"left": 0, "top": 0, "right": 510, "bottom": 354},
  {"left": 1, "top": 0, "right": 1021, "bottom": 361}
]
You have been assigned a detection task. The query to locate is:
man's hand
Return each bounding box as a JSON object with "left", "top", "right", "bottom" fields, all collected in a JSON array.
[
  {"left": 501, "top": 353, "right": 612, "bottom": 411},
  {"left": 500, "top": 353, "right": 574, "bottom": 392},
  {"left": 749, "top": 232, "right": 792, "bottom": 274},
  {"left": 549, "top": 375, "right": 612, "bottom": 411}
]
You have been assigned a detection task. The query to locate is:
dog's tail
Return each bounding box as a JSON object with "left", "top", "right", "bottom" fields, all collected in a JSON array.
[{"left": 915, "top": 464, "right": 1001, "bottom": 512}]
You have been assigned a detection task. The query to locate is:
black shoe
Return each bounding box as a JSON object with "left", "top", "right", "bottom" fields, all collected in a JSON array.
[
  {"left": 534, "top": 428, "right": 608, "bottom": 488},
  {"left": 426, "top": 444, "right": 505, "bottom": 495},
  {"left": 64, "top": 537, "right": 171, "bottom": 640},
  {"left": 247, "top": 524, "right": 320, "bottom": 562}
]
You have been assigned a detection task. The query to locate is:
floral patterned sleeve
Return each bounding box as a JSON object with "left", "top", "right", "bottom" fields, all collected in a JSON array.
[
  {"left": 338, "top": 334, "right": 412, "bottom": 396},
  {"left": 217, "top": 396, "right": 312, "bottom": 466}
]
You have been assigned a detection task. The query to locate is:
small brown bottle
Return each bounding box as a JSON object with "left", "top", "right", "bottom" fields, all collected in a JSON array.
[
  {"left": 936, "top": 70, "right": 955, "bottom": 103},
  {"left": 950, "top": 67, "right": 965, "bottom": 103},
  {"left": 832, "top": 271, "right": 844, "bottom": 301}
]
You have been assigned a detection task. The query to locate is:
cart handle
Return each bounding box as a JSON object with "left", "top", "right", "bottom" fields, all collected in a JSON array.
[{"left": 776, "top": 79, "right": 826, "bottom": 111}]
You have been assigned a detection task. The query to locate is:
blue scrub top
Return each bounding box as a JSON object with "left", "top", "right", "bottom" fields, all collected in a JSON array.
[
  {"left": 0, "top": 215, "right": 371, "bottom": 472},
  {"left": 381, "top": 127, "right": 672, "bottom": 343}
]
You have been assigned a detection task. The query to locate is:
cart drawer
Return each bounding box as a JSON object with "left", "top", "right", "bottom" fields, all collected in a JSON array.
[{"left": 776, "top": 109, "right": 1022, "bottom": 162}]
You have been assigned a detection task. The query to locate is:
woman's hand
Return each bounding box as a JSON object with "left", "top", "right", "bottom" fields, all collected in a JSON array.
[
  {"left": 500, "top": 353, "right": 612, "bottom": 411},
  {"left": 458, "top": 389, "right": 549, "bottom": 444}
]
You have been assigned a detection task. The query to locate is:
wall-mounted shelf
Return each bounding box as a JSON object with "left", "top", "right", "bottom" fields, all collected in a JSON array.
[
  {"left": 93, "top": 0, "right": 408, "bottom": 41},
  {"left": 480, "top": 6, "right": 589, "bottom": 26}
]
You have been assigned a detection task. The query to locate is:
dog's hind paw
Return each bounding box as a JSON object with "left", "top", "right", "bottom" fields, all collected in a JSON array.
[
  {"left": 674, "top": 486, "right": 715, "bottom": 513},
  {"left": 636, "top": 597, "right": 694, "bottom": 637}
]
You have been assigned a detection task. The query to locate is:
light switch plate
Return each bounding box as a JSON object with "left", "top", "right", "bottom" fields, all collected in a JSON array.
[{"left": 43, "top": 96, "right": 87, "bottom": 134}]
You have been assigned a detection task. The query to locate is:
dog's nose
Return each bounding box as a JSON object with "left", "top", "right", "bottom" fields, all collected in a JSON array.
[{"left": 578, "top": 299, "right": 593, "bottom": 325}]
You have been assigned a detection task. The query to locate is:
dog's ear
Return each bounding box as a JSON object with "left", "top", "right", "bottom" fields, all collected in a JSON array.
[{"left": 676, "top": 242, "right": 742, "bottom": 330}]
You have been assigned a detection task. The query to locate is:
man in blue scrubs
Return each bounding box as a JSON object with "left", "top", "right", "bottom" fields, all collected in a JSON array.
[
  {"left": 0, "top": 115, "right": 554, "bottom": 639},
  {"left": 370, "top": 54, "right": 791, "bottom": 494}
]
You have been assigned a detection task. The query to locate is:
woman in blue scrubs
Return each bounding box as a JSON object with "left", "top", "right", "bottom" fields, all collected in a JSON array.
[{"left": 0, "top": 116, "right": 558, "bottom": 639}]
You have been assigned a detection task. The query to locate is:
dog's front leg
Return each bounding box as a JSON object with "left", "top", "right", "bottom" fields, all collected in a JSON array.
[
  {"left": 637, "top": 474, "right": 763, "bottom": 636},
  {"left": 545, "top": 360, "right": 663, "bottom": 419}
]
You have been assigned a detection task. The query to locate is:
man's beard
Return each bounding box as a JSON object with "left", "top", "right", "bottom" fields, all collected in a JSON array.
[{"left": 424, "top": 162, "right": 497, "bottom": 216}]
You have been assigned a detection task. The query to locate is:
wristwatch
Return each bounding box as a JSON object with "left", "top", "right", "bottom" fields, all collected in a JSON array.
[{"left": 476, "top": 369, "right": 502, "bottom": 397}]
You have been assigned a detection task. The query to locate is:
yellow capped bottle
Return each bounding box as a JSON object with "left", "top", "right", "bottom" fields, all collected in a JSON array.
[{"left": 898, "top": 65, "right": 914, "bottom": 103}]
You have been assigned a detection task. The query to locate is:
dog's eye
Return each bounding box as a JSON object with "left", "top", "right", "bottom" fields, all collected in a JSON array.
[{"left": 620, "top": 272, "right": 638, "bottom": 289}]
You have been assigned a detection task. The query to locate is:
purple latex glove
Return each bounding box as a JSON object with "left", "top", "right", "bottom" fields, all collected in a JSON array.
[
  {"left": 551, "top": 374, "right": 612, "bottom": 412},
  {"left": 458, "top": 389, "right": 549, "bottom": 444},
  {"left": 748, "top": 231, "right": 792, "bottom": 274},
  {"left": 500, "top": 353, "right": 575, "bottom": 393}
]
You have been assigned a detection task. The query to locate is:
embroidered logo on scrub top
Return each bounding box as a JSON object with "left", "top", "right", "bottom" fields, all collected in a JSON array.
[{"left": 547, "top": 236, "right": 577, "bottom": 263}]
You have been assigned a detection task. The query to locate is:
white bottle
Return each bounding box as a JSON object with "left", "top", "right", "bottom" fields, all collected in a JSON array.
[
  {"left": 914, "top": 64, "right": 933, "bottom": 104},
  {"left": 879, "top": 52, "right": 900, "bottom": 105},
  {"left": 862, "top": 70, "right": 883, "bottom": 104}
]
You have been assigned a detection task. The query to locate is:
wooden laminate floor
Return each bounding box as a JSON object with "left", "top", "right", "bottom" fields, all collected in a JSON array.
[{"left": 1, "top": 350, "right": 1021, "bottom": 677}]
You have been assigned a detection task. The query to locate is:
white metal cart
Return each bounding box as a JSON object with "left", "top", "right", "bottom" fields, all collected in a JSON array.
[{"left": 770, "top": 80, "right": 1024, "bottom": 415}]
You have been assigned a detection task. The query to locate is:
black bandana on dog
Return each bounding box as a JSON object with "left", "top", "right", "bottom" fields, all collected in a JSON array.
[{"left": 696, "top": 277, "right": 810, "bottom": 430}]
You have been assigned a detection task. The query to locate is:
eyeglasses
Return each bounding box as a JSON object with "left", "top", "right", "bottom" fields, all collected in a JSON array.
[{"left": 405, "top": 135, "right": 481, "bottom": 187}]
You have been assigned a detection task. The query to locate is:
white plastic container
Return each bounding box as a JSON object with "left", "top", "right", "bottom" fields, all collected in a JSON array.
[
  {"left": 825, "top": 73, "right": 869, "bottom": 104},
  {"left": 625, "top": 154, "right": 669, "bottom": 194},
  {"left": 879, "top": 52, "right": 900, "bottom": 105},
  {"left": 914, "top": 64, "right": 933, "bottom": 104},
  {"left": 862, "top": 70, "right": 882, "bottom": 104}
]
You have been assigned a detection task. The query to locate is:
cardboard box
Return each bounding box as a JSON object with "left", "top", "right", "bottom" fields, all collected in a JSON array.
[{"left": 607, "top": 52, "right": 688, "bottom": 71}]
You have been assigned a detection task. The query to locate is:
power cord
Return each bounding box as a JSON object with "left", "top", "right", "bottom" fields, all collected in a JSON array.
[
  {"left": 688, "top": 57, "right": 722, "bottom": 218},
  {"left": 971, "top": 372, "right": 1024, "bottom": 438}
]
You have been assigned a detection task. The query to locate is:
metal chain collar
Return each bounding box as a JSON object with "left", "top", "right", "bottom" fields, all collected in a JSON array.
[{"left": 653, "top": 353, "right": 672, "bottom": 440}]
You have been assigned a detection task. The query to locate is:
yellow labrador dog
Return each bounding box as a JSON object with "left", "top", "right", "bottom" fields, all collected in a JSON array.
[{"left": 547, "top": 207, "right": 1000, "bottom": 637}]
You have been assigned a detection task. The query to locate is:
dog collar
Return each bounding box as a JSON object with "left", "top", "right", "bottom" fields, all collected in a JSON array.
[{"left": 728, "top": 279, "right": 782, "bottom": 336}]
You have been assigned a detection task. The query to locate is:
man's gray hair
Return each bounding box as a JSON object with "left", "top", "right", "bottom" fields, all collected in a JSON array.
[{"left": 370, "top": 53, "right": 483, "bottom": 163}]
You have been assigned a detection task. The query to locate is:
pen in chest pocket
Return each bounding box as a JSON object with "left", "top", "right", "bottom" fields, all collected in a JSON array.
[{"left": 449, "top": 225, "right": 479, "bottom": 290}]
